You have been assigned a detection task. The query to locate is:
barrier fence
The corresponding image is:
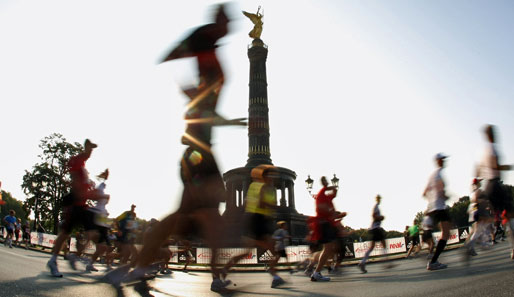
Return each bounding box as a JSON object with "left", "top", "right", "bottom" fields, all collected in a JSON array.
[{"left": 18, "top": 228, "right": 469, "bottom": 265}]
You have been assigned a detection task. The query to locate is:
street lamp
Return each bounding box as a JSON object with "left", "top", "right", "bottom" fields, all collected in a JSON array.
[
  {"left": 305, "top": 175, "right": 314, "bottom": 195},
  {"left": 32, "top": 181, "right": 39, "bottom": 231},
  {"left": 331, "top": 174, "right": 340, "bottom": 189},
  {"left": 305, "top": 174, "right": 339, "bottom": 197}
]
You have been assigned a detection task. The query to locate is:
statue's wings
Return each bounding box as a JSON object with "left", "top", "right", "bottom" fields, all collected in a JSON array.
[{"left": 242, "top": 11, "right": 260, "bottom": 24}]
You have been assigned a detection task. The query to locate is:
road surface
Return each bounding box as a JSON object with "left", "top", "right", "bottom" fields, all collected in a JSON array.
[{"left": 0, "top": 242, "right": 513, "bottom": 297}]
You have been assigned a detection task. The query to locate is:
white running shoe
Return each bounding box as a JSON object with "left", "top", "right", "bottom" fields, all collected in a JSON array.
[
  {"left": 310, "top": 271, "right": 330, "bottom": 282},
  {"left": 47, "top": 260, "right": 63, "bottom": 277}
]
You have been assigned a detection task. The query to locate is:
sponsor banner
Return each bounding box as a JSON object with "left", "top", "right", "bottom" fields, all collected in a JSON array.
[
  {"left": 280, "top": 245, "right": 312, "bottom": 263},
  {"left": 353, "top": 237, "right": 406, "bottom": 258},
  {"left": 70, "top": 237, "right": 96, "bottom": 254},
  {"left": 258, "top": 248, "right": 275, "bottom": 263},
  {"left": 459, "top": 227, "right": 469, "bottom": 242},
  {"left": 432, "top": 229, "right": 459, "bottom": 245},
  {"left": 405, "top": 237, "right": 412, "bottom": 250},
  {"left": 178, "top": 248, "right": 196, "bottom": 264},
  {"left": 196, "top": 248, "right": 258, "bottom": 264},
  {"left": 344, "top": 242, "right": 355, "bottom": 258},
  {"left": 30, "top": 232, "right": 57, "bottom": 248},
  {"left": 168, "top": 246, "right": 179, "bottom": 263}
]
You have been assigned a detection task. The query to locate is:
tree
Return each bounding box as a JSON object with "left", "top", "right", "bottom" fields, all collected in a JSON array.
[
  {"left": 448, "top": 196, "right": 470, "bottom": 228},
  {"left": 414, "top": 211, "right": 424, "bottom": 227},
  {"left": 21, "top": 133, "right": 82, "bottom": 234},
  {"left": 0, "top": 190, "right": 28, "bottom": 223}
]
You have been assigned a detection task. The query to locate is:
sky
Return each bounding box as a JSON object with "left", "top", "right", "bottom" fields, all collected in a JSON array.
[{"left": 1, "top": 0, "right": 513, "bottom": 232}]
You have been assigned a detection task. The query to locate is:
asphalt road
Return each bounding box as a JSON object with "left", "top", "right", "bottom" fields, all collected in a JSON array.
[{"left": 0, "top": 242, "right": 513, "bottom": 297}]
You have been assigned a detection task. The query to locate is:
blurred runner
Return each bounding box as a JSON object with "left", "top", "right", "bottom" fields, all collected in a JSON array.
[
  {"left": 115, "top": 204, "right": 138, "bottom": 265},
  {"left": 46, "top": 139, "right": 101, "bottom": 277},
  {"left": 22, "top": 221, "right": 31, "bottom": 249},
  {"left": 423, "top": 153, "right": 451, "bottom": 271},
  {"left": 86, "top": 169, "right": 112, "bottom": 272},
  {"left": 464, "top": 177, "right": 493, "bottom": 258},
  {"left": 421, "top": 215, "right": 435, "bottom": 260},
  {"left": 272, "top": 221, "right": 291, "bottom": 269},
  {"left": 220, "top": 165, "right": 286, "bottom": 289},
  {"left": 309, "top": 176, "right": 338, "bottom": 281},
  {"left": 3, "top": 210, "right": 17, "bottom": 248},
  {"left": 476, "top": 124, "right": 514, "bottom": 259},
  {"left": 358, "top": 195, "right": 386, "bottom": 273},
  {"left": 104, "top": 5, "right": 246, "bottom": 296},
  {"left": 14, "top": 218, "right": 22, "bottom": 247},
  {"left": 406, "top": 220, "right": 421, "bottom": 259}
]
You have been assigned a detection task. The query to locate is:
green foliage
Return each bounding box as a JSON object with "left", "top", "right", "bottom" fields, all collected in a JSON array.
[
  {"left": 0, "top": 190, "right": 28, "bottom": 223},
  {"left": 448, "top": 196, "right": 470, "bottom": 228},
  {"left": 385, "top": 230, "right": 404, "bottom": 238},
  {"left": 21, "top": 133, "right": 82, "bottom": 234},
  {"left": 346, "top": 227, "right": 404, "bottom": 242},
  {"left": 414, "top": 211, "right": 424, "bottom": 226}
]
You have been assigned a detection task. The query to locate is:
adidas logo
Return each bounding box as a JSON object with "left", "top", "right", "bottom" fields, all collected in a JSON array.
[
  {"left": 179, "top": 255, "right": 196, "bottom": 261},
  {"left": 344, "top": 246, "right": 354, "bottom": 257},
  {"left": 259, "top": 250, "right": 275, "bottom": 261},
  {"left": 460, "top": 230, "right": 469, "bottom": 239}
]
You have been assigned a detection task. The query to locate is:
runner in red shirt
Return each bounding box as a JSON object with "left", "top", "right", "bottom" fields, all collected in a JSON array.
[
  {"left": 310, "top": 176, "right": 338, "bottom": 282},
  {"left": 47, "top": 139, "right": 100, "bottom": 277}
]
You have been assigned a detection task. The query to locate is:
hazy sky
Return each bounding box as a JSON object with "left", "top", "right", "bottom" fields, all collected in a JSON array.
[{"left": 1, "top": 0, "right": 513, "bottom": 232}]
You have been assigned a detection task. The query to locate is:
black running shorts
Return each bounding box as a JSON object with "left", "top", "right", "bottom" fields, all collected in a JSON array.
[
  {"left": 318, "top": 221, "right": 338, "bottom": 244},
  {"left": 428, "top": 209, "right": 451, "bottom": 225},
  {"left": 370, "top": 227, "right": 386, "bottom": 242},
  {"left": 484, "top": 178, "right": 514, "bottom": 214},
  {"left": 245, "top": 213, "right": 272, "bottom": 241},
  {"left": 60, "top": 206, "right": 95, "bottom": 234},
  {"left": 422, "top": 230, "right": 433, "bottom": 242}
]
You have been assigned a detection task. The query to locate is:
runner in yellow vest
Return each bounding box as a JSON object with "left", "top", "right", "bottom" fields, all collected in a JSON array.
[{"left": 222, "top": 164, "right": 286, "bottom": 288}]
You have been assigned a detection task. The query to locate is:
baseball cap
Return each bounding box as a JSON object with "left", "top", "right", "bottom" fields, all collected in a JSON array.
[{"left": 434, "top": 153, "right": 448, "bottom": 160}]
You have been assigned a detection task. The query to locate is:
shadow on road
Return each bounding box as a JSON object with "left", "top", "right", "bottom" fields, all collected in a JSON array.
[{"left": 0, "top": 271, "right": 118, "bottom": 297}]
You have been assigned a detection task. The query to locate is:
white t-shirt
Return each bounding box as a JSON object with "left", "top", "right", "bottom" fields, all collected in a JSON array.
[
  {"left": 425, "top": 168, "right": 447, "bottom": 212},
  {"left": 480, "top": 143, "right": 500, "bottom": 180},
  {"left": 370, "top": 203, "right": 381, "bottom": 230},
  {"left": 90, "top": 182, "right": 108, "bottom": 215},
  {"left": 90, "top": 182, "right": 110, "bottom": 227},
  {"left": 273, "top": 228, "right": 289, "bottom": 251},
  {"left": 468, "top": 188, "right": 481, "bottom": 222}
]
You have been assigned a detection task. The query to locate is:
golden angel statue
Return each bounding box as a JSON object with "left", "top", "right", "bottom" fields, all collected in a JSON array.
[{"left": 242, "top": 6, "right": 263, "bottom": 39}]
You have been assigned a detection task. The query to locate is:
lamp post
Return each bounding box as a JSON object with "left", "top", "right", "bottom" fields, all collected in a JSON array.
[
  {"left": 331, "top": 174, "right": 339, "bottom": 189},
  {"left": 305, "top": 174, "right": 339, "bottom": 198},
  {"left": 32, "top": 181, "right": 39, "bottom": 231},
  {"left": 305, "top": 175, "right": 314, "bottom": 196}
]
